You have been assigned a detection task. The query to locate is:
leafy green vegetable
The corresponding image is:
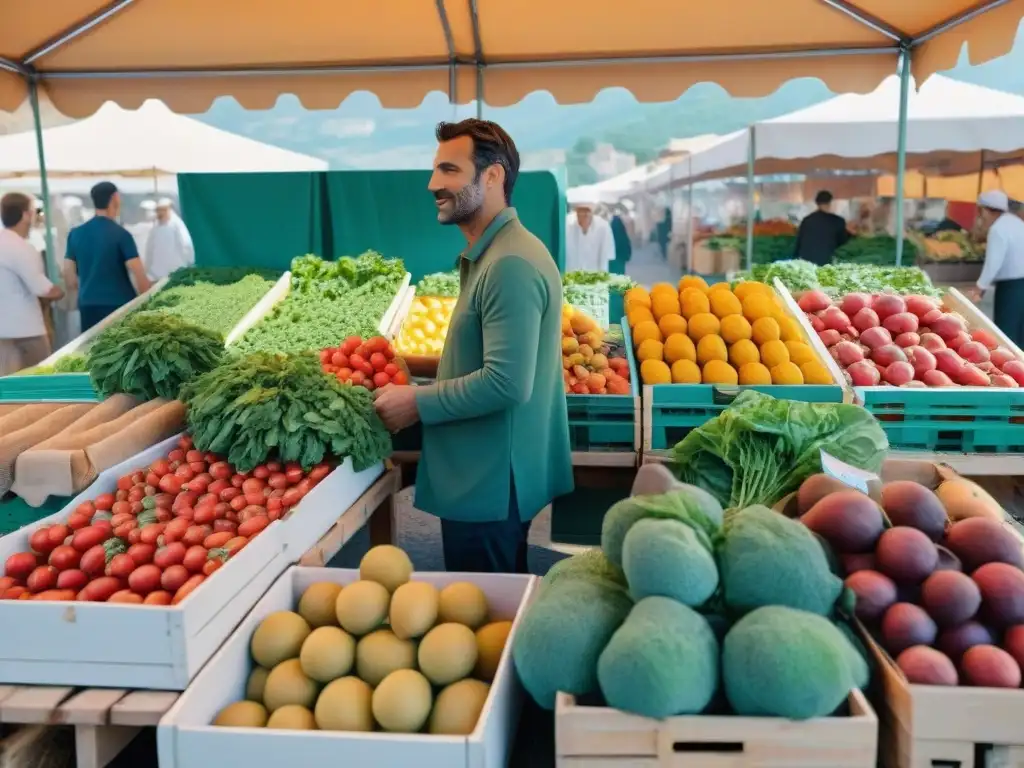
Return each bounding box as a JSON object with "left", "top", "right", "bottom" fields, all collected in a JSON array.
[
  {"left": 89, "top": 314, "right": 225, "bottom": 400},
  {"left": 834, "top": 235, "right": 919, "bottom": 266},
  {"left": 816, "top": 263, "right": 938, "bottom": 298},
  {"left": 52, "top": 354, "right": 90, "bottom": 373},
  {"left": 416, "top": 271, "right": 461, "bottom": 298},
  {"left": 564, "top": 271, "right": 636, "bottom": 294},
  {"left": 671, "top": 390, "right": 888, "bottom": 513},
  {"left": 183, "top": 352, "right": 392, "bottom": 472},
  {"left": 749, "top": 260, "right": 820, "bottom": 293},
  {"left": 233, "top": 253, "right": 405, "bottom": 356}
]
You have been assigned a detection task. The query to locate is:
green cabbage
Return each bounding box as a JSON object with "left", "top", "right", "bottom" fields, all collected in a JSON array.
[{"left": 671, "top": 391, "right": 887, "bottom": 513}]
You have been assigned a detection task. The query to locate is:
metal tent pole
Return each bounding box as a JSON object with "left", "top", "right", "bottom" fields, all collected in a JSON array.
[
  {"left": 745, "top": 126, "right": 756, "bottom": 271},
  {"left": 686, "top": 157, "right": 694, "bottom": 275},
  {"left": 28, "top": 80, "right": 59, "bottom": 285},
  {"left": 894, "top": 45, "right": 911, "bottom": 266}
]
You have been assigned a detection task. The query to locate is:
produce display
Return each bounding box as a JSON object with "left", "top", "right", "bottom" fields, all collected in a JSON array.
[
  {"left": 415, "top": 271, "right": 460, "bottom": 299},
  {"left": 89, "top": 313, "right": 225, "bottom": 401},
  {"left": 625, "top": 277, "right": 834, "bottom": 387},
  {"left": 562, "top": 305, "right": 631, "bottom": 395},
  {"left": 795, "top": 472, "right": 1024, "bottom": 688},
  {"left": 15, "top": 354, "right": 90, "bottom": 377},
  {"left": 211, "top": 545, "right": 511, "bottom": 733},
  {"left": 512, "top": 463, "right": 869, "bottom": 720},
  {"left": 320, "top": 335, "right": 408, "bottom": 391},
  {"left": 910, "top": 230, "right": 982, "bottom": 264},
  {"left": 796, "top": 290, "right": 1024, "bottom": 388},
  {"left": 0, "top": 434, "right": 331, "bottom": 604},
  {"left": 747, "top": 260, "right": 939, "bottom": 297},
  {"left": 393, "top": 296, "right": 456, "bottom": 357},
  {"left": 233, "top": 253, "right": 405, "bottom": 356}
]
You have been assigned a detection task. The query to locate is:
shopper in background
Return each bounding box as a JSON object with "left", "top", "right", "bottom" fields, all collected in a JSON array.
[
  {"left": 566, "top": 202, "right": 615, "bottom": 273},
  {"left": 793, "top": 190, "right": 852, "bottom": 265},
  {"left": 969, "top": 190, "right": 1024, "bottom": 346},
  {"left": 64, "top": 181, "right": 152, "bottom": 332},
  {"left": 609, "top": 205, "right": 633, "bottom": 275},
  {"left": 0, "top": 193, "right": 65, "bottom": 375},
  {"left": 374, "top": 118, "right": 573, "bottom": 574},
  {"left": 143, "top": 198, "right": 195, "bottom": 280}
]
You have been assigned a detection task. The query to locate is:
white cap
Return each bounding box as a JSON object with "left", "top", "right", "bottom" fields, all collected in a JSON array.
[
  {"left": 156, "top": 197, "right": 173, "bottom": 208},
  {"left": 140, "top": 200, "right": 157, "bottom": 211},
  {"left": 978, "top": 190, "right": 1009, "bottom": 212}
]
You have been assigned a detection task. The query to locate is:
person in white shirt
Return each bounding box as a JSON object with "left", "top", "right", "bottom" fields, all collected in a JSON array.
[
  {"left": 566, "top": 202, "right": 615, "bottom": 273},
  {"left": 970, "top": 190, "right": 1024, "bottom": 347},
  {"left": 143, "top": 198, "right": 194, "bottom": 280},
  {"left": 0, "top": 193, "right": 65, "bottom": 375}
]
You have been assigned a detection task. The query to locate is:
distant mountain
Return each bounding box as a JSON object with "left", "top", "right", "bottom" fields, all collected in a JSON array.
[{"left": 192, "top": 24, "right": 1024, "bottom": 181}]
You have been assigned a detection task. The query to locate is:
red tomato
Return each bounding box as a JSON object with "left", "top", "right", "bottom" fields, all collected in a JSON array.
[
  {"left": 0, "top": 576, "right": 19, "bottom": 592},
  {"left": 178, "top": 435, "right": 193, "bottom": 451},
  {"left": 184, "top": 449, "right": 203, "bottom": 464},
  {"left": 187, "top": 473, "right": 212, "bottom": 493},
  {"left": 4, "top": 552, "right": 39, "bottom": 580},
  {"left": 349, "top": 370, "right": 366, "bottom": 387},
  {"left": 282, "top": 488, "right": 303, "bottom": 508},
  {"left": 203, "top": 531, "right": 233, "bottom": 549},
  {"left": 139, "top": 524, "right": 165, "bottom": 545},
  {"left": 174, "top": 464, "right": 195, "bottom": 482},
  {"left": 144, "top": 590, "right": 173, "bottom": 605},
  {"left": 163, "top": 518, "right": 190, "bottom": 543},
  {"left": 76, "top": 501, "right": 96, "bottom": 517},
  {"left": 267, "top": 497, "right": 283, "bottom": 515},
  {"left": 127, "top": 528, "right": 145, "bottom": 545},
  {"left": 369, "top": 352, "right": 388, "bottom": 371},
  {"left": 116, "top": 475, "right": 135, "bottom": 492},
  {"left": 172, "top": 574, "right": 206, "bottom": 604},
  {"left": 110, "top": 512, "right": 133, "bottom": 528},
  {"left": 48, "top": 545, "right": 81, "bottom": 572},
  {"left": 144, "top": 482, "right": 159, "bottom": 496},
  {"left": 56, "top": 569, "right": 87, "bottom": 591},
  {"left": 161, "top": 565, "right": 190, "bottom": 593},
  {"left": 212, "top": 519, "right": 237, "bottom": 535},
  {"left": 348, "top": 353, "right": 367, "bottom": 372},
  {"left": 67, "top": 512, "right": 91, "bottom": 531},
  {"left": 239, "top": 506, "right": 267, "bottom": 524},
  {"left": 91, "top": 520, "right": 113, "bottom": 538},
  {"left": 309, "top": 463, "right": 332, "bottom": 483},
  {"left": 81, "top": 577, "right": 121, "bottom": 602},
  {"left": 94, "top": 493, "right": 116, "bottom": 512},
  {"left": 209, "top": 462, "right": 232, "bottom": 481},
  {"left": 174, "top": 506, "right": 195, "bottom": 522},
  {"left": 238, "top": 516, "right": 271, "bottom": 538},
  {"left": 203, "top": 559, "right": 223, "bottom": 576},
  {"left": 30, "top": 528, "right": 55, "bottom": 555},
  {"left": 193, "top": 506, "right": 216, "bottom": 525},
  {"left": 230, "top": 475, "right": 245, "bottom": 489},
  {"left": 173, "top": 491, "right": 199, "bottom": 511},
  {"left": 127, "top": 543, "right": 155, "bottom": 566},
  {"left": 183, "top": 545, "right": 208, "bottom": 574},
  {"left": 150, "top": 459, "right": 171, "bottom": 478},
  {"left": 252, "top": 465, "right": 270, "bottom": 480},
  {"left": 392, "top": 370, "right": 409, "bottom": 385},
  {"left": 1, "top": 586, "right": 28, "bottom": 600},
  {"left": 217, "top": 487, "right": 240, "bottom": 503},
  {"left": 113, "top": 522, "right": 137, "bottom": 539},
  {"left": 153, "top": 542, "right": 187, "bottom": 569},
  {"left": 331, "top": 351, "right": 348, "bottom": 367},
  {"left": 207, "top": 478, "right": 231, "bottom": 496},
  {"left": 240, "top": 477, "right": 264, "bottom": 495},
  {"left": 79, "top": 545, "right": 108, "bottom": 577},
  {"left": 168, "top": 449, "right": 185, "bottom": 463},
  {"left": 26, "top": 566, "right": 58, "bottom": 593},
  {"left": 33, "top": 589, "right": 77, "bottom": 601},
  {"left": 265, "top": 472, "right": 286, "bottom": 491},
  {"left": 115, "top": 489, "right": 129, "bottom": 503},
  {"left": 242, "top": 491, "right": 263, "bottom": 507},
  {"left": 342, "top": 336, "right": 362, "bottom": 355},
  {"left": 383, "top": 362, "right": 399, "bottom": 377},
  {"left": 319, "top": 349, "right": 332, "bottom": 364},
  {"left": 182, "top": 525, "right": 212, "bottom": 548},
  {"left": 158, "top": 474, "right": 183, "bottom": 495},
  {"left": 108, "top": 590, "right": 144, "bottom": 604},
  {"left": 373, "top": 371, "right": 391, "bottom": 388},
  {"left": 223, "top": 536, "right": 248, "bottom": 556},
  {"left": 130, "top": 501, "right": 145, "bottom": 515},
  {"left": 266, "top": 461, "right": 282, "bottom": 472},
  {"left": 296, "top": 478, "right": 313, "bottom": 497},
  {"left": 128, "top": 564, "right": 162, "bottom": 595},
  {"left": 111, "top": 500, "right": 132, "bottom": 518},
  {"left": 335, "top": 368, "right": 352, "bottom": 382},
  {"left": 127, "top": 487, "right": 145, "bottom": 503},
  {"left": 106, "top": 553, "right": 136, "bottom": 579},
  {"left": 214, "top": 502, "right": 231, "bottom": 519},
  {"left": 131, "top": 471, "right": 146, "bottom": 484}
]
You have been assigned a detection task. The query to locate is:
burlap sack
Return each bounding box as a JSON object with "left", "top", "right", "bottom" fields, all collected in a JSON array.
[
  {"left": 13, "top": 399, "right": 186, "bottom": 506},
  {"left": 0, "top": 403, "right": 97, "bottom": 495},
  {"left": 0, "top": 403, "right": 68, "bottom": 436},
  {"left": 34, "top": 393, "right": 140, "bottom": 443}
]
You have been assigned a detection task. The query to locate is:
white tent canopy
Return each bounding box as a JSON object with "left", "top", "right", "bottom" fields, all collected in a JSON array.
[
  {"left": 658, "top": 75, "right": 1024, "bottom": 188},
  {"left": 0, "top": 99, "right": 328, "bottom": 178}
]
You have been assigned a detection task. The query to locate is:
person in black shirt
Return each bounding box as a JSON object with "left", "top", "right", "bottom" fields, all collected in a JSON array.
[{"left": 793, "top": 190, "right": 851, "bottom": 266}]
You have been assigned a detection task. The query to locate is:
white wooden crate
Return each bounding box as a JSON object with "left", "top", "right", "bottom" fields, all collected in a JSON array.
[
  {"left": 158, "top": 567, "right": 537, "bottom": 768},
  {"left": 0, "top": 436, "right": 382, "bottom": 691}
]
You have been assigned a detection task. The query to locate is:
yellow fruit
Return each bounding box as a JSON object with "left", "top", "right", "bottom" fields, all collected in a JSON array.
[
  {"left": 778, "top": 316, "right": 803, "bottom": 342},
  {"left": 360, "top": 545, "right": 413, "bottom": 593},
  {"left": 670, "top": 359, "right": 701, "bottom": 384},
  {"left": 473, "top": 621, "right": 513, "bottom": 682},
  {"left": 728, "top": 339, "right": 760, "bottom": 368},
  {"left": 651, "top": 293, "right": 681, "bottom": 321},
  {"left": 663, "top": 333, "right": 696, "bottom": 365},
  {"left": 785, "top": 341, "right": 816, "bottom": 366},
  {"left": 251, "top": 612, "right": 312, "bottom": 670},
  {"left": 742, "top": 294, "right": 774, "bottom": 322},
  {"left": 625, "top": 287, "right": 651, "bottom": 309},
  {"left": 738, "top": 362, "right": 772, "bottom": 385},
  {"left": 438, "top": 582, "right": 490, "bottom": 629},
  {"left": 658, "top": 313, "right": 687, "bottom": 338},
  {"left": 760, "top": 339, "right": 790, "bottom": 368},
  {"left": 626, "top": 305, "right": 654, "bottom": 328},
  {"left": 419, "top": 623, "right": 479, "bottom": 686},
  {"left": 214, "top": 701, "right": 269, "bottom": 728},
  {"left": 734, "top": 281, "right": 772, "bottom": 301},
  {"left": 709, "top": 290, "right": 742, "bottom": 319},
  {"left": 800, "top": 361, "right": 833, "bottom": 384},
  {"left": 641, "top": 359, "right": 672, "bottom": 385},
  {"left": 680, "top": 289, "right": 710, "bottom": 319},
  {"left": 632, "top": 320, "right": 662, "bottom": 345},
  {"left": 678, "top": 275, "right": 709, "bottom": 293},
  {"left": 702, "top": 360, "right": 738, "bottom": 385},
  {"left": 429, "top": 679, "right": 490, "bottom": 735},
  {"left": 719, "top": 314, "right": 752, "bottom": 344},
  {"left": 687, "top": 313, "right": 721, "bottom": 342},
  {"left": 651, "top": 282, "right": 678, "bottom": 298},
  {"left": 751, "top": 317, "right": 781, "bottom": 345},
  {"left": 696, "top": 335, "right": 728, "bottom": 365},
  {"left": 636, "top": 339, "right": 664, "bottom": 363},
  {"left": 707, "top": 281, "right": 733, "bottom": 294},
  {"left": 771, "top": 361, "right": 805, "bottom": 385}
]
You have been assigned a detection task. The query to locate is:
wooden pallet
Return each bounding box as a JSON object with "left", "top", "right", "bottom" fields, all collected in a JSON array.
[{"left": 0, "top": 464, "right": 402, "bottom": 768}]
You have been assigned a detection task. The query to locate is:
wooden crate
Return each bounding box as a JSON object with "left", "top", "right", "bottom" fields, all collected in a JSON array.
[{"left": 555, "top": 690, "right": 878, "bottom": 767}]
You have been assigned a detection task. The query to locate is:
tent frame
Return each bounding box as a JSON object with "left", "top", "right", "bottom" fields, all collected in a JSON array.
[{"left": 1, "top": 0, "right": 1012, "bottom": 282}]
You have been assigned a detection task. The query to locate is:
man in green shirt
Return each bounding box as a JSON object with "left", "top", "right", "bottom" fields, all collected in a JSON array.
[{"left": 374, "top": 119, "right": 573, "bottom": 573}]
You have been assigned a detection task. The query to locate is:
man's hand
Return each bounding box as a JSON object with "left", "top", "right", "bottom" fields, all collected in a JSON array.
[
  {"left": 373, "top": 384, "right": 420, "bottom": 432},
  {"left": 968, "top": 286, "right": 985, "bottom": 304}
]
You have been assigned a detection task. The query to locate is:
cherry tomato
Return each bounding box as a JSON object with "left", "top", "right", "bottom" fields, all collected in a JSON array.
[
  {"left": 163, "top": 518, "right": 190, "bottom": 543},
  {"left": 373, "top": 372, "right": 391, "bottom": 388},
  {"left": 128, "top": 527, "right": 145, "bottom": 545},
  {"left": 33, "top": 589, "right": 77, "bottom": 601},
  {"left": 182, "top": 525, "right": 212, "bottom": 548},
  {"left": 187, "top": 473, "right": 212, "bottom": 493},
  {"left": 67, "top": 512, "right": 92, "bottom": 531},
  {"left": 127, "top": 487, "right": 146, "bottom": 503},
  {"left": 30, "top": 528, "right": 55, "bottom": 555},
  {"left": 1, "top": 586, "right": 28, "bottom": 600},
  {"left": 309, "top": 463, "right": 332, "bottom": 482},
  {"left": 203, "top": 559, "right": 223, "bottom": 576},
  {"left": 392, "top": 370, "right": 409, "bottom": 385},
  {"left": 154, "top": 493, "right": 175, "bottom": 510},
  {"left": 116, "top": 475, "right": 135, "bottom": 492},
  {"left": 252, "top": 465, "right": 270, "bottom": 480},
  {"left": 111, "top": 500, "right": 132, "bottom": 517},
  {"left": 46, "top": 524, "right": 70, "bottom": 547},
  {"left": 268, "top": 472, "right": 288, "bottom": 490},
  {"left": 174, "top": 464, "right": 196, "bottom": 482},
  {"left": 158, "top": 474, "right": 184, "bottom": 495},
  {"left": 219, "top": 486, "right": 242, "bottom": 502},
  {"left": 81, "top": 577, "right": 121, "bottom": 602},
  {"left": 0, "top": 576, "right": 19, "bottom": 592},
  {"left": 172, "top": 574, "right": 206, "bottom": 604},
  {"left": 193, "top": 506, "right": 216, "bottom": 525},
  {"left": 178, "top": 435, "right": 194, "bottom": 452},
  {"left": 139, "top": 523, "right": 165, "bottom": 545},
  {"left": 76, "top": 501, "right": 96, "bottom": 517},
  {"left": 282, "top": 488, "right": 303, "bottom": 508},
  {"left": 209, "top": 462, "right": 232, "bottom": 481},
  {"left": 349, "top": 370, "right": 366, "bottom": 387},
  {"left": 384, "top": 363, "right": 399, "bottom": 377},
  {"left": 223, "top": 536, "right": 248, "bottom": 556}
]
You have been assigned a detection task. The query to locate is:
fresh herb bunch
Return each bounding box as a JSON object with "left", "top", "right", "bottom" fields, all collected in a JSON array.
[
  {"left": 416, "top": 270, "right": 461, "bottom": 298},
  {"left": 89, "top": 313, "right": 225, "bottom": 400},
  {"left": 52, "top": 354, "right": 90, "bottom": 373},
  {"left": 136, "top": 269, "right": 278, "bottom": 337},
  {"left": 290, "top": 252, "right": 405, "bottom": 298},
  {"left": 183, "top": 352, "right": 392, "bottom": 472}
]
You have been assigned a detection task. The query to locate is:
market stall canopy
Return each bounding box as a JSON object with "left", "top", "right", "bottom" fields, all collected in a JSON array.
[
  {"left": 657, "top": 74, "right": 1024, "bottom": 186},
  {"left": 0, "top": 0, "right": 1022, "bottom": 116},
  {"left": 0, "top": 100, "right": 328, "bottom": 177}
]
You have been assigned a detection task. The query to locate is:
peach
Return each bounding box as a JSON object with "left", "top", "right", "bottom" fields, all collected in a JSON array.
[{"left": 883, "top": 312, "right": 920, "bottom": 336}]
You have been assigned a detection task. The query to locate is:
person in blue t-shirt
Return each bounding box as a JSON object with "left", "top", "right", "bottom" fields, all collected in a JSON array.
[{"left": 64, "top": 181, "right": 153, "bottom": 331}]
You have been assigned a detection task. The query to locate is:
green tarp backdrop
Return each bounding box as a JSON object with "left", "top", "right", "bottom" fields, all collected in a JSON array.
[{"left": 178, "top": 169, "right": 566, "bottom": 280}]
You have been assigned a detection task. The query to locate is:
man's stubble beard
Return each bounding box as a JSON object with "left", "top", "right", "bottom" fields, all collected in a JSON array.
[{"left": 438, "top": 177, "right": 486, "bottom": 226}]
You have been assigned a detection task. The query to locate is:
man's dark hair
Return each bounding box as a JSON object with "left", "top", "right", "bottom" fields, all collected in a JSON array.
[
  {"left": 90, "top": 181, "right": 119, "bottom": 210},
  {"left": 436, "top": 119, "right": 520, "bottom": 205},
  {"left": 815, "top": 190, "right": 834, "bottom": 206},
  {"left": 0, "top": 192, "right": 31, "bottom": 229}
]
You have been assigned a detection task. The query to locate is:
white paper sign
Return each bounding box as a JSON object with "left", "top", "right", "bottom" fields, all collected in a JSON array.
[{"left": 820, "top": 449, "right": 878, "bottom": 495}]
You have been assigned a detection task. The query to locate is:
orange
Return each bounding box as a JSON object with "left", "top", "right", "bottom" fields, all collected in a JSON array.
[
  {"left": 632, "top": 320, "right": 662, "bottom": 345},
  {"left": 696, "top": 335, "right": 728, "bottom": 365},
  {"left": 785, "top": 341, "right": 816, "bottom": 366},
  {"left": 663, "top": 333, "right": 697, "bottom": 365},
  {"left": 760, "top": 339, "right": 790, "bottom": 368},
  {"left": 800, "top": 361, "right": 833, "bottom": 384},
  {"left": 687, "top": 313, "right": 721, "bottom": 342},
  {"left": 680, "top": 289, "right": 710, "bottom": 320},
  {"left": 741, "top": 294, "right": 773, "bottom": 322},
  {"left": 640, "top": 359, "right": 672, "bottom": 385},
  {"left": 678, "top": 275, "right": 709, "bottom": 294},
  {"left": 658, "top": 313, "right": 687, "bottom": 338},
  {"left": 627, "top": 305, "right": 654, "bottom": 328},
  {"left": 733, "top": 281, "right": 771, "bottom": 302},
  {"left": 738, "top": 362, "right": 772, "bottom": 385},
  {"left": 670, "top": 359, "right": 701, "bottom": 384},
  {"left": 751, "top": 317, "right": 781, "bottom": 346},
  {"left": 720, "top": 315, "right": 752, "bottom": 344},
  {"left": 702, "top": 360, "right": 738, "bottom": 385},
  {"left": 777, "top": 316, "right": 803, "bottom": 342},
  {"left": 771, "top": 361, "right": 805, "bottom": 385},
  {"left": 709, "top": 290, "right": 742, "bottom": 319},
  {"left": 636, "top": 339, "right": 664, "bottom": 363},
  {"left": 728, "top": 339, "right": 760, "bottom": 368},
  {"left": 625, "top": 287, "right": 652, "bottom": 310}
]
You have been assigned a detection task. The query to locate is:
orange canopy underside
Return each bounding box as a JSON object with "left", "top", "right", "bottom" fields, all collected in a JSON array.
[{"left": 1, "top": 0, "right": 1022, "bottom": 117}]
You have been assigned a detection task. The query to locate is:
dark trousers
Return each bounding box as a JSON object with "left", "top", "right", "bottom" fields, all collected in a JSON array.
[
  {"left": 80, "top": 305, "right": 122, "bottom": 333},
  {"left": 440, "top": 482, "right": 531, "bottom": 574},
  {"left": 994, "top": 278, "right": 1024, "bottom": 349}
]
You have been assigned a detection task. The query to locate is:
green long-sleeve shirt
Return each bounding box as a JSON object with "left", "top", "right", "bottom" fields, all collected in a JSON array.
[{"left": 414, "top": 208, "right": 574, "bottom": 522}]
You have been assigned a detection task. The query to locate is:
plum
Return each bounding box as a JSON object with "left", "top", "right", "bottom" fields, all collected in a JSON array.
[
  {"left": 846, "top": 570, "right": 897, "bottom": 621},
  {"left": 960, "top": 645, "right": 1022, "bottom": 688},
  {"left": 802, "top": 490, "right": 885, "bottom": 553},
  {"left": 883, "top": 312, "right": 920, "bottom": 336},
  {"left": 876, "top": 527, "right": 938, "bottom": 583},
  {"left": 905, "top": 295, "right": 940, "bottom": 318},
  {"left": 958, "top": 341, "right": 991, "bottom": 364},
  {"left": 973, "top": 562, "right": 1024, "bottom": 626},
  {"left": 860, "top": 326, "right": 892, "bottom": 350},
  {"left": 833, "top": 341, "right": 864, "bottom": 367},
  {"left": 905, "top": 347, "right": 936, "bottom": 378},
  {"left": 937, "top": 621, "right": 994, "bottom": 662},
  {"left": 922, "top": 369, "right": 955, "bottom": 387},
  {"left": 921, "top": 571, "right": 982, "bottom": 627},
  {"left": 970, "top": 329, "right": 999, "bottom": 350},
  {"left": 885, "top": 362, "right": 916, "bottom": 386},
  {"left": 897, "top": 646, "right": 958, "bottom": 685},
  {"left": 957, "top": 364, "right": 991, "bottom": 387},
  {"left": 873, "top": 294, "right": 906, "bottom": 321},
  {"left": 798, "top": 290, "right": 832, "bottom": 313},
  {"left": 882, "top": 603, "right": 938, "bottom": 654},
  {"left": 847, "top": 360, "right": 881, "bottom": 386},
  {"left": 1002, "top": 360, "right": 1024, "bottom": 386},
  {"left": 881, "top": 481, "right": 947, "bottom": 540},
  {"left": 944, "top": 518, "right": 1024, "bottom": 572},
  {"left": 818, "top": 329, "right": 842, "bottom": 347},
  {"left": 919, "top": 333, "right": 946, "bottom": 353},
  {"left": 934, "top": 349, "right": 966, "bottom": 378},
  {"left": 873, "top": 344, "right": 908, "bottom": 367},
  {"left": 852, "top": 308, "right": 880, "bottom": 332},
  {"left": 894, "top": 332, "right": 921, "bottom": 348}
]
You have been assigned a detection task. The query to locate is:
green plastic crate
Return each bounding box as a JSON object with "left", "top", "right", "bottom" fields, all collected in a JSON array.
[
  {"left": 857, "top": 386, "right": 1024, "bottom": 453},
  {"left": 565, "top": 320, "right": 639, "bottom": 453},
  {"left": 643, "top": 382, "right": 844, "bottom": 451},
  {"left": 0, "top": 373, "right": 99, "bottom": 403}
]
